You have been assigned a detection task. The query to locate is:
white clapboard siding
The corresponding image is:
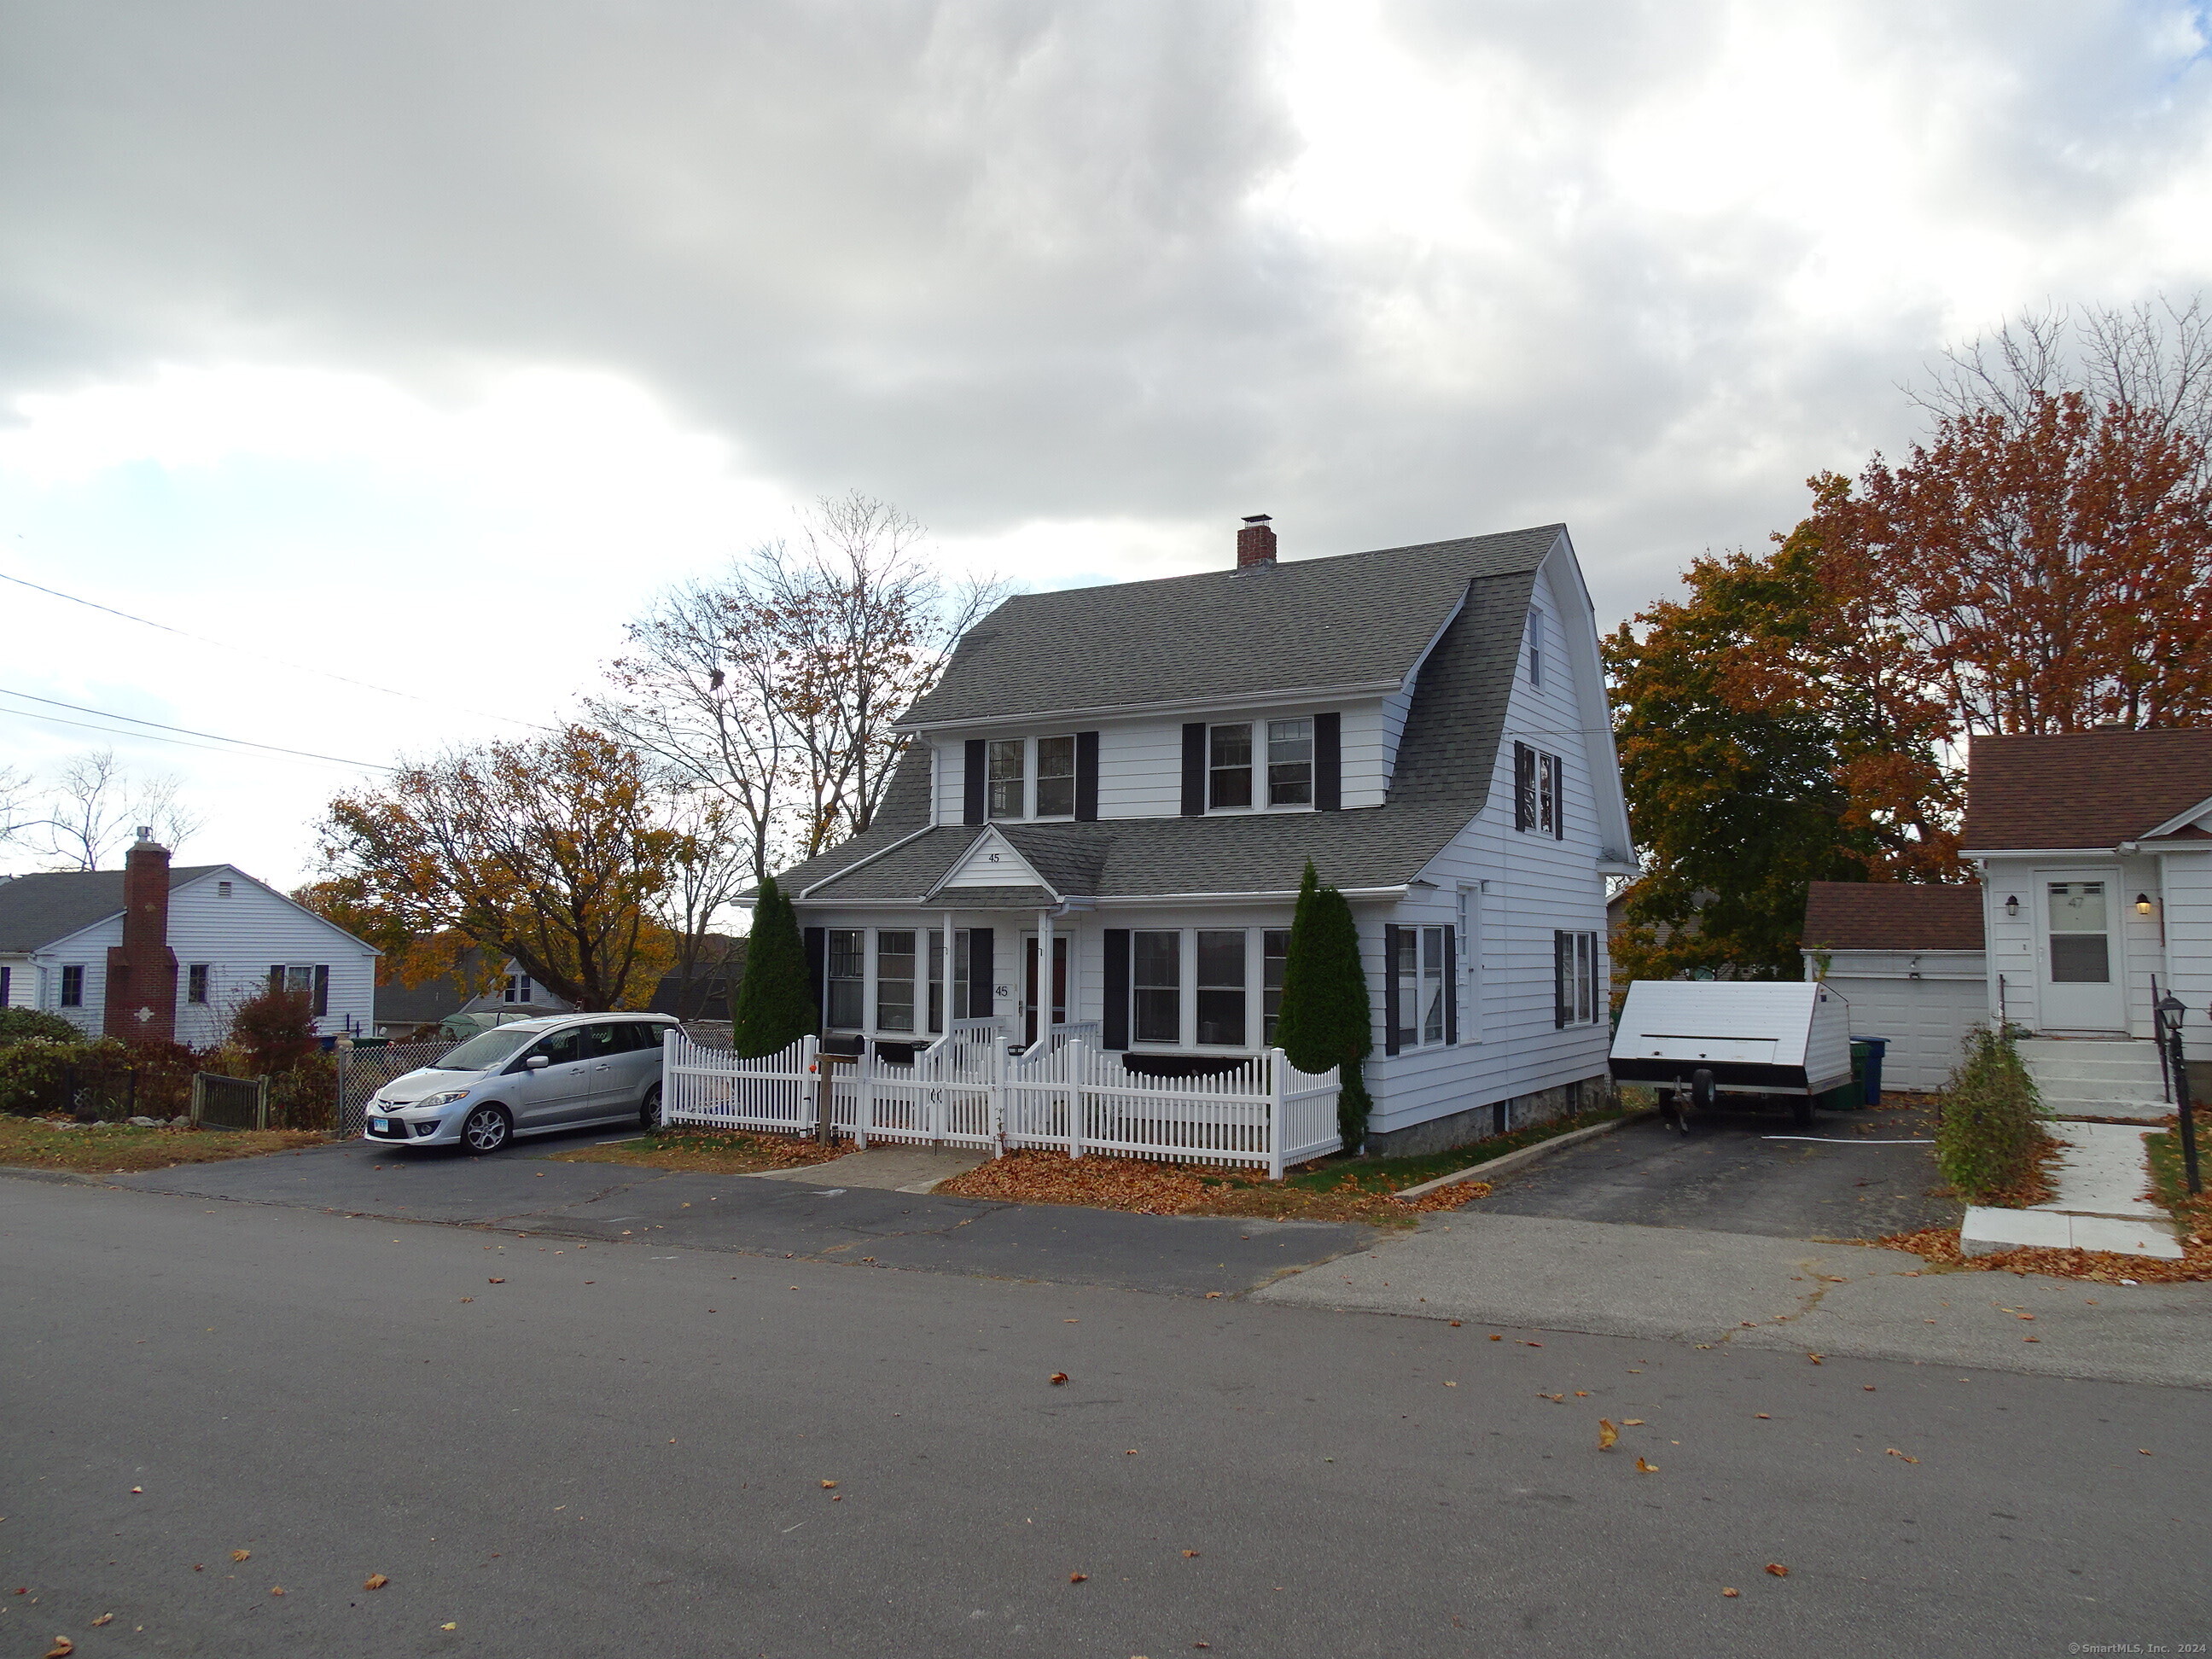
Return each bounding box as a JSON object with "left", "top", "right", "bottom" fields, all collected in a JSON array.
[{"left": 23, "top": 866, "right": 377, "bottom": 1043}]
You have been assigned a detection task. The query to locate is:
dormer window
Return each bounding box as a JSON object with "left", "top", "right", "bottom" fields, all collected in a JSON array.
[
  {"left": 1208, "top": 719, "right": 1313, "bottom": 811},
  {"left": 1267, "top": 718, "right": 1313, "bottom": 806},
  {"left": 987, "top": 740, "right": 1025, "bottom": 820}
]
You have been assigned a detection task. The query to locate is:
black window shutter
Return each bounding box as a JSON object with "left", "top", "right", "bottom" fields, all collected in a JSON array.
[
  {"left": 1514, "top": 743, "right": 1534, "bottom": 832},
  {"left": 1180, "top": 724, "right": 1207, "bottom": 815},
  {"left": 968, "top": 927, "right": 994, "bottom": 1017},
  {"left": 1552, "top": 756, "right": 1566, "bottom": 841},
  {"left": 1075, "top": 731, "right": 1100, "bottom": 822},
  {"left": 1102, "top": 928, "right": 1130, "bottom": 1049},
  {"left": 1442, "top": 927, "right": 1458, "bottom": 1045},
  {"left": 1382, "top": 925, "right": 1401, "bottom": 1057},
  {"left": 1314, "top": 712, "right": 1342, "bottom": 811},
  {"left": 804, "top": 928, "right": 827, "bottom": 1026},
  {"left": 1552, "top": 931, "right": 1569, "bottom": 1029},
  {"left": 312, "top": 964, "right": 330, "bottom": 1017},
  {"left": 963, "top": 739, "right": 987, "bottom": 825}
]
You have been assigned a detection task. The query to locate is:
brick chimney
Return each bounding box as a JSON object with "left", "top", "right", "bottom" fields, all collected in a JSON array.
[
  {"left": 1237, "top": 514, "right": 1278, "bottom": 568},
  {"left": 104, "top": 828, "right": 178, "bottom": 1047}
]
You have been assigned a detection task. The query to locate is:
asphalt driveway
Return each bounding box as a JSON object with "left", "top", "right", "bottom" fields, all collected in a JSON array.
[
  {"left": 97, "top": 1132, "right": 1373, "bottom": 1298},
  {"left": 1469, "top": 1097, "right": 1959, "bottom": 1243}
]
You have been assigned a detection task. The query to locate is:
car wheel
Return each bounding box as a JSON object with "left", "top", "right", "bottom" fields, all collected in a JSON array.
[
  {"left": 640, "top": 1082, "right": 664, "bottom": 1132},
  {"left": 462, "top": 1103, "right": 512, "bottom": 1155}
]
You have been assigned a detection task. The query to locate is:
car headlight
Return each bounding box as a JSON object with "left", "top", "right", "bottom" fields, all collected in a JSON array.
[{"left": 416, "top": 1091, "right": 472, "bottom": 1109}]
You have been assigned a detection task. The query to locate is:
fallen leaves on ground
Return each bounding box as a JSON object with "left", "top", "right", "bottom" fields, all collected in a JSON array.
[
  {"left": 1598, "top": 1419, "right": 1618, "bottom": 1450},
  {"left": 44, "top": 1638, "right": 73, "bottom": 1657},
  {"left": 1765, "top": 1563, "right": 1790, "bottom": 1578},
  {"left": 547, "top": 1129, "right": 847, "bottom": 1175},
  {"left": 1635, "top": 1457, "right": 1659, "bottom": 1474},
  {"left": 934, "top": 1150, "right": 1483, "bottom": 1225},
  {"left": 0, "top": 1117, "right": 323, "bottom": 1174},
  {"left": 230, "top": 1551, "right": 250, "bottom": 1563},
  {"left": 1871, "top": 1226, "right": 2212, "bottom": 1284},
  {"left": 1886, "top": 1447, "right": 1920, "bottom": 1464},
  {"left": 1069, "top": 1573, "right": 1088, "bottom": 1583},
  {"left": 364, "top": 1575, "right": 388, "bottom": 1590},
  {"left": 89, "top": 1615, "right": 111, "bottom": 1628},
  {"left": 1722, "top": 1587, "right": 1740, "bottom": 1598},
  {"left": 1049, "top": 1373, "right": 1068, "bottom": 1385}
]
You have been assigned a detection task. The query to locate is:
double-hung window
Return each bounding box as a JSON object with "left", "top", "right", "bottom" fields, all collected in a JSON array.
[
  {"left": 1390, "top": 927, "right": 1449, "bottom": 1050},
  {"left": 1208, "top": 725, "right": 1254, "bottom": 809},
  {"left": 1132, "top": 930, "right": 1181, "bottom": 1043},
  {"left": 1553, "top": 931, "right": 1599, "bottom": 1027},
  {"left": 1195, "top": 930, "right": 1246, "bottom": 1046},
  {"left": 1266, "top": 718, "right": 1313, "bottom": 806},
  {"left": 987, "top": 740, "right": 1026, "bottom": 820},
  {"left": 876, "top": 930, "right": 917, "bottom": 1033},
  {"left": 1034, "top": 736, "right": 1077, "bottom": 818},
  {"left": 188, "top": 964, "right": 211, "bottom": 1005},
  {"left": 1261, "top": 929, "right": 1290, "bottom": 1044},
  {"left": 60, "top": 964, "right": 84, "bottom": 1007},
  {"left": 503, "top": 973, "right": 532, "bottom": 1004},
  {"left": 271, "top": 963, "right": 332, "bottom": 1015},
  {"left": 1513, "top": 742, "right": 1564, "bottom": 837},
  {"left": 826, "top": 929, "right": 865, "bottom": 1027}
]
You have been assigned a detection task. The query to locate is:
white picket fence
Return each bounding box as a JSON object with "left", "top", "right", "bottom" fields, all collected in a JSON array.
[{"left": 659, "top": 1027, "right": 1341, "bottom": 1179}]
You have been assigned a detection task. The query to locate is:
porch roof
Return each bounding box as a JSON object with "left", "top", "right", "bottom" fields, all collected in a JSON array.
[{"left": 914, "top": 885, "right": 1059, "bottom": 910}]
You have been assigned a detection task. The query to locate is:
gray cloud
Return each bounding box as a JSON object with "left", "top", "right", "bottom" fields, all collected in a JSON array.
[{"left": 2, "top": 0, "right": 2208, "bottom": 622}]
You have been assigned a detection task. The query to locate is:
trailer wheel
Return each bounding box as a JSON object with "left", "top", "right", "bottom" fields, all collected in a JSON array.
[{"left": 1690, "top": 1068, "right": 1717, "bottom": 1110}]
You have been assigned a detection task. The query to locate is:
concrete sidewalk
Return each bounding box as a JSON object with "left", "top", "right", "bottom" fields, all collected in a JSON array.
[{"left": 1254, "top": 1208, "right": 2212, "bottom": 1389}]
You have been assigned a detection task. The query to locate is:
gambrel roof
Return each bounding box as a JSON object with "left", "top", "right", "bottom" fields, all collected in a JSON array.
[
  {"left": 899, "top": 524, "right": 1566, "bottom": 728},
  {"left": 774, "top": 526, "right": 1572, "bottom": 903}
]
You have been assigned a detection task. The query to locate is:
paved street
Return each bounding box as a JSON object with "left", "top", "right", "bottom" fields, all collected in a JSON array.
[{"left": 4, "top": 1174, "right": 2207, "bottom": 1658}]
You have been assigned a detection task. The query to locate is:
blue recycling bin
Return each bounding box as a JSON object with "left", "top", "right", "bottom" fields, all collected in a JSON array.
[{"left": 1850, "top": 1036, "right": 1887, "bottom": 1106}]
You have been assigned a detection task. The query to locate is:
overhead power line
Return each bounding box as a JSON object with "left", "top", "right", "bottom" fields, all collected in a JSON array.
[
  {"left": 0, "top": 566, "right": 556, "bottom": 732},
  {"left": 0, "top": 685, "right": 395, "bottom": 771}
]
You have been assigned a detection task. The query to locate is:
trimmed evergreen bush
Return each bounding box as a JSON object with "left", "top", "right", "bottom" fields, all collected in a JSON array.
[
  {"left": 731, "top": 874, "right": 818, "bottom": 1058},
  {"left": 1936, "top": 1026, "right": 2042, "bottom": 1202},
  {"left": 1274, "top": 860, "right": 1377, "bottom": 1151}
]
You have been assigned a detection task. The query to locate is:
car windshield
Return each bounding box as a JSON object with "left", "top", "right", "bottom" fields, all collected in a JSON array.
[{"left": 433, "top": 1028, "right": 543, "bottom": 1072}]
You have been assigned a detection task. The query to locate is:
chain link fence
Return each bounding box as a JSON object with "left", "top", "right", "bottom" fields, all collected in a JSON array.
[{"left": 333, "top": 1040, "right": 458, "bottom": 1139}]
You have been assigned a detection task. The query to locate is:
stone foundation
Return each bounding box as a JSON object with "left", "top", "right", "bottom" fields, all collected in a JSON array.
[{"left": 1362, "top": 1074, "right": 1613, "bottom": 1159}]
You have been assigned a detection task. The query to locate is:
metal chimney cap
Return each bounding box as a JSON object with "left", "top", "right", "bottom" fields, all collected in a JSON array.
[
  {"left": 135, "top": 825, "right": 153, "bottom": 841},
  {"left": 1241, "top": 513, "right": 1272, "bottom": 524}
]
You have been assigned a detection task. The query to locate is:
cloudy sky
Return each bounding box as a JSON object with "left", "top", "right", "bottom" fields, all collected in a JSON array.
[{"left": 2, "top": 0, "right": 2208, "bottom": 887}]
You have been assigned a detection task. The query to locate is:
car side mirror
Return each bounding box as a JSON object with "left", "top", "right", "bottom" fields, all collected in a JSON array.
[{"left": 525, "top": 1055, "right": 550, "bottom": 1069}]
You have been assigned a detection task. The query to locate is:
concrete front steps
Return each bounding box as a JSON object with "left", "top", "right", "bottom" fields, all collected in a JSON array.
[
  {"left": 1963, "top": 1120, "right": 2184, "bottom": 1260},
  {"left": 2016, "top": 1037, "right": 2172, "bottom": 1122}
]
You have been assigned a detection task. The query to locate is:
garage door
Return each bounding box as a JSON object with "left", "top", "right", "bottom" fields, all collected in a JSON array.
[{"left": 1823, "top": 975, "right": 1988, "bottom": 1092}]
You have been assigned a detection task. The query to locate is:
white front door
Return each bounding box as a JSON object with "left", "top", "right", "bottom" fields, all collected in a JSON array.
[{"left": 2036, "top": 871, "right": 2127, "bottom": 1033}]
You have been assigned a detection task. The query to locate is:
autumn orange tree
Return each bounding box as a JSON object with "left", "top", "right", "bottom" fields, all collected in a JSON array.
[
  {"left": 1610, "top": 301, "right": 2212, "bottom": 982},
  {"left": 311, "top": 726, "right": 681, "bottom": 1011}
]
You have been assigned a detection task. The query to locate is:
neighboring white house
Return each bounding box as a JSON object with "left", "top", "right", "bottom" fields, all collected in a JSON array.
[
  {"left": 762, "top": 518, "right": 1638, "bottom": 1155},
  {"left": 1800, "top": 882, "right": 1987, "bottom": 1091},
  {"left": 1799, "top": 729, "right": 2212, "bottom": 1085},
  {"left": 0, "top": 835, "right": 378, "bottom": 1044}
]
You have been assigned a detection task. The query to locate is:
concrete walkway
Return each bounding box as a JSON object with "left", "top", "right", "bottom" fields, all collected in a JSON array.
[
  {"left": 1962, "top": 1119, "right": 2183, "bottom": 1259},
  {"left": 1254, "top": 1208, "right": 2212, "bottom": 1388}
]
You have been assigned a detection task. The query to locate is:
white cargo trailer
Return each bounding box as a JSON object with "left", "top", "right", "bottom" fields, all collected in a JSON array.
[{"left": 1610, "top": 981, "right": 1856, "bottom": 1131}]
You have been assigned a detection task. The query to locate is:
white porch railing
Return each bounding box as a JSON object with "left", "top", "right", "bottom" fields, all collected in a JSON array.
[{"left": 659, "top": 1029, "right": 1341, "bottom": 1179}]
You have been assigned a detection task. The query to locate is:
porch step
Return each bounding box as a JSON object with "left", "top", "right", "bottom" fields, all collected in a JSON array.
[{"left": 2016, "top": 1039, "right": 2172, "bottom": 1121}]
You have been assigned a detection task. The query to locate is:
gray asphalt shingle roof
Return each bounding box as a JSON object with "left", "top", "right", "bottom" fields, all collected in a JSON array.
[
  {"left": 0, "top": 865, "right": 225, "bottom": 952},
  {"left": 899, "top": 524, "right": 1565, "bottom": 726},
  {"left": 775, "top": 527, "right": 1558, "bottom": 905}
]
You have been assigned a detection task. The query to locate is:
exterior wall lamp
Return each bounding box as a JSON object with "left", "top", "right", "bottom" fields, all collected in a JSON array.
[
  {"left": 2136, "top": 893, "right": 2155, "bottom": 916},
  {"left": 2004, "top": 894, "right": 2020, "bottom": 918}
]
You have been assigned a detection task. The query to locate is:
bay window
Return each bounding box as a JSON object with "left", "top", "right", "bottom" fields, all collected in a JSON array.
[{"left": 1261, "top": 928, "right": 1290, "bottom": 1044}]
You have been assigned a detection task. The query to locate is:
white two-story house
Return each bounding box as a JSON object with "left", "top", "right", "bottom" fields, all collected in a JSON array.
[{"left": 766, "top": 518, "right": 1637, "bottom": 1155}]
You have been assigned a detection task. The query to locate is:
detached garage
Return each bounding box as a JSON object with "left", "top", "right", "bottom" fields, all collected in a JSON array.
[{"left": 1800, "top": 882, "right": 1988, "bottom": 1092}]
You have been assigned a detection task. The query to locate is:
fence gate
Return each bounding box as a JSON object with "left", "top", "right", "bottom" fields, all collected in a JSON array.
[
  {"left": 333, "top": 1040, "right": 459, "bottom": 1139},
  {"left": 190, "top": 1073, "right": 269, "bottom": 1132}
]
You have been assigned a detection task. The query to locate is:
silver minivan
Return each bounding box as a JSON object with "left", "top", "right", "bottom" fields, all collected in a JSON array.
[{"left": 363, "top": 1014, "right": 678, "bottom": 1153}]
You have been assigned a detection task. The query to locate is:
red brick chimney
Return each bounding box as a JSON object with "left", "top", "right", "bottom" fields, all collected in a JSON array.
[
  {"left": 105, "top": 829, "right": 178, "bottom": 1047},
  {"left": 1237, "top": 514, "right": 1278, "bottom": 568}
]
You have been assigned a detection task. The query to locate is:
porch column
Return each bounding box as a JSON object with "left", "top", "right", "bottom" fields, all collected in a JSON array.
[
  {"left": 940, "top": 910, "right": 957, "bottom": 1029},
  {"left": 1038, "top": 908, "right": 1055, "bottom": 1033}
]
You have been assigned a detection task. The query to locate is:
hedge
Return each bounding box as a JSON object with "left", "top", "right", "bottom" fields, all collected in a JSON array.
[{"left": 1936, "top": 1026, "right": 2042, "bottom": 1203}]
